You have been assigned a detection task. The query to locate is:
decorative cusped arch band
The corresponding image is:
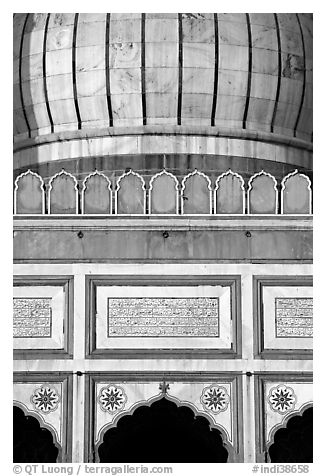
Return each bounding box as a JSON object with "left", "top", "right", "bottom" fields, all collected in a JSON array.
[{"left": 90, "top": 376, "right": 243, "bottom": 462}]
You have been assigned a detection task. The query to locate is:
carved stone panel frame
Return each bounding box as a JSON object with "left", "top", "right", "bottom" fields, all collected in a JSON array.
[
  {"left": 85, "top": 275, "right": 242, "bottom": 359},
  {"left": 254, "top": 373, "right": 313, "bottom": 463},
  {"left": 13, "top": 276, "right": 74, "bottom": 359},
  {"left": 253, "top": 275, "right": 313, "bottom": 359},
  {"left": 84, "top": 372, "right": 244, "bottom": 463},
  {"left": 13, "top": 372, "right": 73, "bottom": 463}
]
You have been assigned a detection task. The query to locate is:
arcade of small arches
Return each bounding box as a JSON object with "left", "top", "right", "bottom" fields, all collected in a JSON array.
[{"left": 14, "top": 168, "right": 312, "bottom": 216}]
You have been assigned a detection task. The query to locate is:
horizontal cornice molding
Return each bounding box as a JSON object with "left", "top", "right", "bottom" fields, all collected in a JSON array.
[
  {"left": 14, "top": 215, "right": 312, "bottom": 232},
  {"left": 14, "top": 125, "right": 312, "bottom": 153}
]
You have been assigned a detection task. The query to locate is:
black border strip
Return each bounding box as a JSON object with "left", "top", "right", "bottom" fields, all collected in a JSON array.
[
  {"left": 72, "top": 13, "right": 82, "bottom": 130},
  {"left": 43, "top": 13, "right": 54, "bottom": 133},
  {"left": 19, "top": 13, "right": 32, "bottom": 138},
  {"left": 242, "top": 13, "right": 252, "bottom": 129},
  {"left": 294, "top": 14, "right": 307, "bottom": 137},
  {"left": 141, "top": 13, "right": 147, "bottom": 126},
  {"left": 177, "top": 13, "right": 183, "bottom": 125},
  {"left": 271, "top": 13, "right": 282, "bottom": 133},
  {"left": 105, "top": 13, "right": 113, "bottom": 127},
  {"left": 211, "top": 13, "right": 219, "bottom": 126}
]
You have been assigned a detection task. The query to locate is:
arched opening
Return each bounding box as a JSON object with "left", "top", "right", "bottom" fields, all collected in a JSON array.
[
  {"left": 13, "top": 405, "right": 60, "bottom": 462},
  {"left": 269, "top": 407, "right": 313, "bottom": 463},
  {"left": 98, "top": 397, "right": 229, "bottom": 463}
]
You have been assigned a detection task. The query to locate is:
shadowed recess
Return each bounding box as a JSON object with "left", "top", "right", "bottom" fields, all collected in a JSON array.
[
  {"left": 98, "top": 397, "right": 229, "bottom": 463},
  {"left": 269, "top": 407, "right": 313, "bottom": 463},
  {"left": 13, "top": 406, "right": 59, "bottom": 463}
]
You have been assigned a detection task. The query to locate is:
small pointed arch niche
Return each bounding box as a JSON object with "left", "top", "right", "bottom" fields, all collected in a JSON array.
[
  {"left": 247, "top": 170, "right": 278, "bottom": 214},
  {"left": 82, "top": 170, "right": 112, "bottom": 215},
  {"left": 149, "top": 170, "right": 179, "bottom": 214},
  {"left": 115, "top": 170, "right": 146, "bottom": 215},
  {"left": 267, "top": 404, "right": 313, "bottom": 463},
  {"left": 281, "top": 170, "right": 312, "bottom": 214},
  {"left": 181, "top": 170, "right": 212, "bottom": 214},
  {"left": 14, "top": 170, "right": 45, "bottom": 214},
  {"left": 215, "top": 170, "right": 245, "bottom": 214},
  {"left": 13, "top": 402, "right": 61, "bottom": 463},
  {"left": 96, "top": 395, "right": 234, "bottom": 463},
  {"left": 48, "top": 169, "right": 78, "bottom": 215}
]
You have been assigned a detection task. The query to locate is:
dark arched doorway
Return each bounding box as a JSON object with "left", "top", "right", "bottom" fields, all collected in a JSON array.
[
  {"left": 98, "top": 397, "right": 229, "bottom": 463},
  {"left": 269, "top": 407, "right": 313, "bottom": 463},
  {"left": 13, "top": 405, "right": 60, "bottom": 462}
]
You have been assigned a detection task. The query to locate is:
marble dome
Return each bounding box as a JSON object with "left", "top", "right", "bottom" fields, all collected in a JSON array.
[{"left": 13, "top": 13, "right": 312, "bottom": 144}]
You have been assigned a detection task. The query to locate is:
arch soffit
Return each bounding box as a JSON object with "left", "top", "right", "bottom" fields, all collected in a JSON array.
[
  {"left": 148, "top": 170, "right": 179, "bottom": 214},
  {"left": 48, "top": 169, "right": 79, "bottom": 191},
  {"left": 247, "top": 170, "right": 278, "bottom": 192},
  {"left": 215, "top": 170, "right": 245, "bottom": 191},
  {"left": 214, "top": 169, "right": 246, "bottom": 215},
  {"left": 95, "top": 392, "right": 234, "bottom": 459},
  {"left": 247, "top": 170, "right": 278, "bottom": 214},
  {"left": 81, "top": 170, "right": 112, "bottom": 215},
  {"left": 82, "top": 170, "right": 112, "bottom": 192},
  {"left": 114, "top": 170, "right": 146, "bottom": 215},
  {"left": 181, "top": 169, "right": 213, "bottom": 191},
  {"left": 149, "top": 169, "right": 179, "bottom": 191},
  {"left": 13, "top": 400, "right": 62, "bottom": 455},
  {"left": 14, "top": 169, "right": 45, "bottom": 215},
  {"left": 48, "top": 169, "right": 79, "bottom": 214},
  {"left": 180, "top": 169, "right": 212, "bottom": 215},
  {"left": 280, "top": 169, "right": 312, "bottom": 214},
  {"left": 266, "top": 401, "right": 313, "bottom": 449},
  {"left": 115, "top": 169, "right": 146, "bottom": 192}
]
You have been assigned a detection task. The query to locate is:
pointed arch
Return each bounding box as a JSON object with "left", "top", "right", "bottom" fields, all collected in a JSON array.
[
  {"left": 267, "top": 403, "right": 313, "bottom": 463},
  {"left": 13, "top": 401, "right": 61, "bottom": 462},
  {"left": 95, "top": 393, "right": 235, "bottom": 462},
  {"left": 215, "top": 170, "right": 245, "bottom": 215},
  {"left": 267, "top": 401, "right": 313, "bottom": 448},
  {"left": 181, "top": 169, "right": 212, "bottom": 215},
  {"left": 14, "top": 169, "right": 45, "bottom": 215},
  {"left": 81, "top": 170, "right": 112, "bottom": 215},
  {"left": 48, "top": 169, "right": 78, "bottom": 215},
  {"left": 281, "top": 169, "right": 312, "bottom": 214},
  {"left": 115, "top": 170, "right": 146, "bottom": 215},
  {"left": 247, "top": 170, "right": 278, "bottom": 214},
  {"left": 149, "top": 169, "right": 179, "bottom": 215}
]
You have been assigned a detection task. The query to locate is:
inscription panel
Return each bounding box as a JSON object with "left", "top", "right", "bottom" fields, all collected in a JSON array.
[
  {"left": 108, "top": 297, "right": 219, "bottom": 337},
  {"left": 275, "top": 297, "right": 313, "bottom": 338},
  {"left": 13, "top": 298, "right": 52, "bottom": 338},
  {"left": 94, "top": 279, "right": 236, "bottom": 353},
  {"left": 13, "top": 280, "right": 71, "bottom": 355},
  {"left": 258, "top": 279, "right": 313, "bottom": 356}
]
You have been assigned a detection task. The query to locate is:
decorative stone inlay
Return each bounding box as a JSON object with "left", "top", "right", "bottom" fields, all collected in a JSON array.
[
  {"left": 200, "top": 385, "right": 230, "bottom": 414},
  {"left": 31, "top": 386, "right": 60, "bottom": 414},
  {"left": 275, "top": 298, "right": 313, "bottom": 338},
  {"left": 107, "top": 297, "right": 219, "bottom": 337},
  {"left": 14, "top": 298, "right": 52, "bottom": 338},
  {"left": 98, "top": 385, "right": 127, "bottom": 414},
  {"left": 267, "top": 384, "right": 297, "bottom": 414}
]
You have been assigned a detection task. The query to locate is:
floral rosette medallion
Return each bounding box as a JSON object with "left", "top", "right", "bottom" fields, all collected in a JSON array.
[
  {"left": 31, "top": 386, "right": 60, "bottom": 414},
  {"left": 200, "top": 385, "right": 230, "bottom": 414},
  {"left": 98, "top": 384, "right": 127, "bottom": 414},
  {"left": 267, "top": 384, "right": 297, "bottom": 414}
]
